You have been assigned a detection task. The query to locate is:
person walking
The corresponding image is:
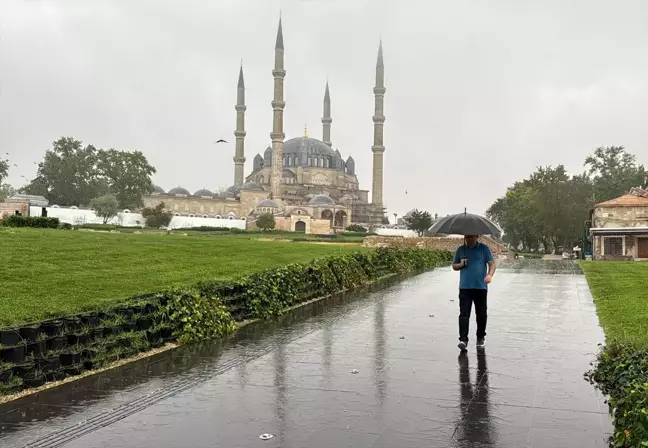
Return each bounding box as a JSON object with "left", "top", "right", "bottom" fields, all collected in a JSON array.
[{"left": 452, "top": 235, "right": 496, "bottom": 351}]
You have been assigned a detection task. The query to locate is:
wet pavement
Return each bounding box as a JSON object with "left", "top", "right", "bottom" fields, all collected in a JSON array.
[{"left": 1, "top": 261, "right": 611, "bottom": 447}]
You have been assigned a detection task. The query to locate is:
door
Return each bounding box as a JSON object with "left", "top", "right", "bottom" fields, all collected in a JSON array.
[
  {"left": 638, "top": 237, "right": 648, "bottom": 259},
  {"left": 295, "top": 221, "right": 306, "bottom": 232}
]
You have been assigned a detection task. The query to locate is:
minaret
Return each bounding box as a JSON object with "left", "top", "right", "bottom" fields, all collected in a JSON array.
[
  {"left": 322, "top": 81, "right": 332, "bottom": 147},
  {"left": 233, "top": 63, "right": 246, "bottom": 186},
  {"left": 270, "top": 17, "right": 286, "bottom": 199},
  {"left": 371, "top": 40, "right": 386, "bottom": 206}
]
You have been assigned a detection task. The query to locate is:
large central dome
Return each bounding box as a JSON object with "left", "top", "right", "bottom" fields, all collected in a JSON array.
[{"left": 282, "top": 137, "right": 336, "bottom": 157}]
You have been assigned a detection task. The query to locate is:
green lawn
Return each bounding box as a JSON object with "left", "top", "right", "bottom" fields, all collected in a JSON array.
[
  {"left": 580, "top": 261, "right": 648, "bottom": 347},
  {"left": 0, "top": 228, "right": 367, "bottom": 327}
]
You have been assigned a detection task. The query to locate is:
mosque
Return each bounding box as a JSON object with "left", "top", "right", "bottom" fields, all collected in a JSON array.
[{"left": 143, "top": 18, "right": 387, "bottom": 233}]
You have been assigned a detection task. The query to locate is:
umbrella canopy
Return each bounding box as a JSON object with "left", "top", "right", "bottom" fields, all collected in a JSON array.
[{"left": 428, "top": 211, "right": 502, "bottom": 238}]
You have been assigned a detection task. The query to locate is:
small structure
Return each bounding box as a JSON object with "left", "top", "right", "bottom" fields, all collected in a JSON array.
[
  {"left": 0, "top": 194, "right": 49, "bottom": 220},
  {"left": 590, "top": 187, "right": 648, "bottom": 260}
]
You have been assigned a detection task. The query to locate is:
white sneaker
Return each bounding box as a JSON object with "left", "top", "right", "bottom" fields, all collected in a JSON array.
[
  {"left": 476, "top": 338, "right": 485, "bottom": 348},
  {"left": 457, "top": 340, "right": 467, "bottom": 351}
]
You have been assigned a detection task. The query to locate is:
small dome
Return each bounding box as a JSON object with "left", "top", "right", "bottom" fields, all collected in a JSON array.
[
  {"left": 240, "top": 181, "right": 264, "bottom": 191},
  {"left": 194, "top": 188, "right": 214, "bottom": 197},
  {"left": 220, "top": 190, "right": 235, "bottom": 199},
  {"left": 225, "top": 184, "right": 241, "bottom": 194},
  {"left": 309, "top": 194, "right": 335, "bottom": 206},
  {"left": 153, "top": 185, "right": 165, "bottom": 194},
  {"left": 169, "top": 187, "right": 190, "bottom": 196},
  {"left": 258, "top": 199, "right": 279, "bottom": 208}
]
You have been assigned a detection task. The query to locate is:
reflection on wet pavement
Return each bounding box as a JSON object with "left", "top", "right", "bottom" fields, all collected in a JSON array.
[{"left": 0, "top": 264, "right": 612, "bottom": 447}]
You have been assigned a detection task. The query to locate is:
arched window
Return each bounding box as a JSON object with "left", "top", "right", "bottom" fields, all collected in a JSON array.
[{"left": 308, "top": 157, "right": 312, "bottom": 166}]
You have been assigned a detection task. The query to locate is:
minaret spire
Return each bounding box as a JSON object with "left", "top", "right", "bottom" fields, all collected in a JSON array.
[
  {"left": 371, "top": 40, "right": 386, "bottom": 206},
  {"left": 233, "top": 63, "right": 246, "bottom": 186},
  {"left": 322, "top": 81, "right": 332, "bottom": 147},
  {"left": 270, "top": 16, "right": 286, "bottom": 199}
]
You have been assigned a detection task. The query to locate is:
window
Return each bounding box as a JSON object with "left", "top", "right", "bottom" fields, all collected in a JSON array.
[
  {"left": 308, "top": 157, "right": 312, "bottom": 166},
  {"left": 603, "top": 236, "right": 623, "bottom": 256}
]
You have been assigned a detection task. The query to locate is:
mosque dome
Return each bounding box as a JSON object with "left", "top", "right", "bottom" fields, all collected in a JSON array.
[
  {"left": 194, "top": 188, "right": 214, "bottom": 197},
  {"left": 168, "top": 187, "right": 190, "bottom": 196},
  {"left": 152, "top": 185, "right": 165, "bottom": 194},
  {"left": 258, "top": 199, "right": 279, "bottom": 208},
  {"left": 283, "top": 137, "right": 336, "bottom": 157},
  {"left": 309, "top": 194, "right": 335, "bottom": 206},
  {"left": 240, "top": 181, "right": 265, "bottom": 191}
]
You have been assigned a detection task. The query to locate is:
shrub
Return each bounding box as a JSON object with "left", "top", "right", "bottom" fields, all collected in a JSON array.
[
  {"left": 141, "top": 202, "right": 173, "bottom": 228},
  {"left": 586, "top": 343, "right": 648, "bottom": 447},
  {"left": 0, "top": 215, "right": 60, "bottom": 228},
  {"left": 346, "top": 224, "right": 367, "bottom": 233},
  {"left": 256, "top": 213, "right": 276, "bottom": 231},
  {"left": 158, "top": 287, "right": 237, "bottom": 344},
  {"left": 58, "top": 223, "right": 73, "bottom": 230}
]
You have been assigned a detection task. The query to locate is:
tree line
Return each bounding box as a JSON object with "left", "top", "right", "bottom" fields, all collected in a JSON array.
[
  {"left": 1, "top": 137, "right": 156, "bottom": 209},
  {"left": 486, "top": 146, "right": 647, "bottom": 253}
]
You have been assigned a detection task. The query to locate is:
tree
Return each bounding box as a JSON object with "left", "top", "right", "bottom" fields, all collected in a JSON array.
[
  {"left": 0, "top": 184, "right": 16, "bottom": 202},
  {"left": 90, "top": 194, "right": 120, "bottom": 224},
  {"left": 584, "top": 146, "right": 647, "bottom": 203},
  {"left": 23, "top": 137, "right": 156, "bottom": 208},
  {"left": 256, "top": 213, "right": 276, "bottom": 231},
  {"left": 487, "top": 164, "right": 595, "bottom": 253},
  {"left": 141, "top": 202, "right": 173, "bottom": 228},
  {"left": 0, "top": 157, "right": 8, "bottom": 184},
  {"left": 98, "top": 149, "right": 156, "bottom": 209},
  {"left": 403, "top": 209, "right": 433, "bottom": 236}
]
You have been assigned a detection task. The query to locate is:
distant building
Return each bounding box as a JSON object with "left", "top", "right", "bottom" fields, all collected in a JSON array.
[
  {"left": 142, "top": 18, "right": 387, "bottom": 234},
  {"left": 590, "top": 187, "right": 648, "bottom": 260}
]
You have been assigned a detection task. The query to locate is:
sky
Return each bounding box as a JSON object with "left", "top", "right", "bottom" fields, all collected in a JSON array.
[{"left": 1, "top": 0, "right": 647, "bottom": 219}]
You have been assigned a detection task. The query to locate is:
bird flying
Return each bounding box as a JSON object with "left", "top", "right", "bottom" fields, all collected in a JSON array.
[{"left": 213, "top": 139, "right": 228, "bottom": 144}]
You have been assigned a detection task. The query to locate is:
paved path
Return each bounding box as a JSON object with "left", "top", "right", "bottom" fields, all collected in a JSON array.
[{"left": 1, "top": 262, "right": 611, "bottom": 447}]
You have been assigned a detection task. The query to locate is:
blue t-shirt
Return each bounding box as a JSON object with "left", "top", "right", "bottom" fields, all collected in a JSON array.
[{"left": 454, "top": 242, "right": 494, "bottom": 290}]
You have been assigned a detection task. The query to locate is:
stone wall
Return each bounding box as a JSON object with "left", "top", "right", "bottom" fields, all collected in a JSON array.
[
  {"left": 593, "top": 205, "right": 648, "bottom": 228},
  {"left": 0, "top": 200, "right": 30, "bottom": 219},
  {"left": 362, "top": 236, "right": 512, "bottom": 258}
]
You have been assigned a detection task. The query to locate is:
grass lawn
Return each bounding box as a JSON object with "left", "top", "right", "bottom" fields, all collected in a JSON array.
[
  {"left": 0, "top": 228, "right": 367, "bottom": 327},
  {"left": 580, "top": 261, "right": 648, "bottom": 347}
]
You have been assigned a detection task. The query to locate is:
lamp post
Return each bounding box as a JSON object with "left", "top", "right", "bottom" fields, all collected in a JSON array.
[{"left": 582, "top": 219, "right": 591, "bottom": 260}]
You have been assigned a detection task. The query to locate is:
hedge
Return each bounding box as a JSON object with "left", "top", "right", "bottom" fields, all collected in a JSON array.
[
  {"left": 0, "top": 216, "right": 60, "bottom": 228},
  {"left": 0, "top": 248, "right": 452, "bottom": 396},
  {"left": 586, "top": 343, "right": 648, "bottom": 447}
]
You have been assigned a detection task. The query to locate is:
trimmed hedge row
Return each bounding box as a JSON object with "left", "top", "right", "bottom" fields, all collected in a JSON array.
[
  {"left": 1, "top": 216, "right": 60, "bottom": 228},
  {"left": 0, "top": 248, "right": 452, "bottom": 396},
  {"left": 586, "top": 343, "right": 648, "bottom": 447}
]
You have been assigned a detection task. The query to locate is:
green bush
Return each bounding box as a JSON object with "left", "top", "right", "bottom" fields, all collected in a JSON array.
[
  {"left": 346, "top": 224, "right": 367, "bottom": 232},
  {"left": 586, "top": 343, "right": 648, "bottom": 447},
  {"left": 158, "top": 287, "right": 237, "bottom": 344},
  {"left": 0, "top": 215, "right": 60, "bottom": 228},
  {"left": 58, "top": 222, "right": 73, "bottom": 230}
]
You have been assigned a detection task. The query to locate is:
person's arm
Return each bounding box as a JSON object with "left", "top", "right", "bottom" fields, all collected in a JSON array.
[
  {"left": 484, "top": 246, "right": 496, "bottom": 283},
  {"left": 452, "top": 248, "right": 465, "bottom": 271}
]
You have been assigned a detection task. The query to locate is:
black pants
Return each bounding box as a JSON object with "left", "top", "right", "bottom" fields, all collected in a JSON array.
[{"left": 458, "top": 288, "right": 488, "bottom": 342}]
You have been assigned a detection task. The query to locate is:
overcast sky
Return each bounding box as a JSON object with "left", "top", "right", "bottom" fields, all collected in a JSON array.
[{"left": 1, "top": 0, "right": 647, "bottom": 218}]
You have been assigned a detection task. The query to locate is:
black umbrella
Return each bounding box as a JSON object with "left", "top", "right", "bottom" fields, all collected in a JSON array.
[{"left": 428, "top": 209, "right": 502, "bottom": 238}]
